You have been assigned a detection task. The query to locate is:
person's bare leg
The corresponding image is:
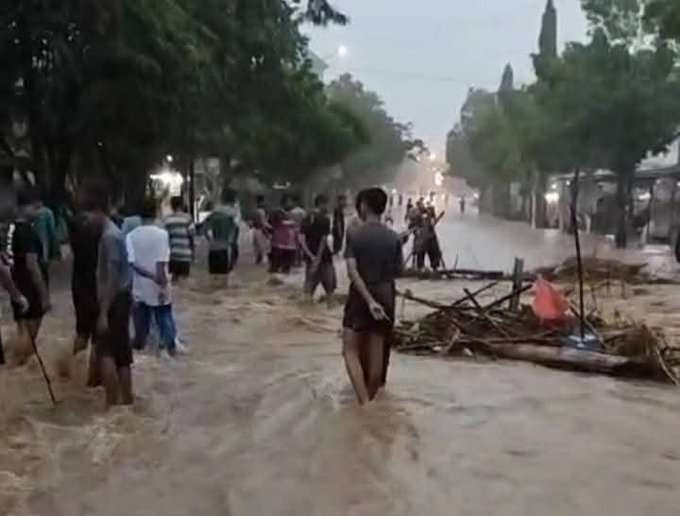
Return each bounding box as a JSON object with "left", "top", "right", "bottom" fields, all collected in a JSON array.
[
  {"left": 342, "top": 329, "right": 370, "bottom": 405},
  {"left": 366, "top": 333, "right": 385, "bottom": 401},
  {"left": 359, "top": 337, "right": 370, "bottom": 386},
  {"left": 118, "top": 366, "right": 133, "bottom": 405},
  {"left": 381, "top": 335, "right": 392, "bottom": 387},
  {"left": 87, "top": 346, "right": 102, "bottom": 387},
  {"left": 73, "top": 335, "right": 88, "bottom": 355},
  {"left": 100, "top": 356, "right": 120, "bottom": 407}
]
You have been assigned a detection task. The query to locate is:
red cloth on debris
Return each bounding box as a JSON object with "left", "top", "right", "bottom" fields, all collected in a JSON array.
[{"left": 532, "top": 276, "right": 569, "bottom": 323}]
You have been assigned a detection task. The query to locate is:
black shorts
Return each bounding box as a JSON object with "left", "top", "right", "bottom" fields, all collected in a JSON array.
[
  {"left": 12, "top": 286, "right": 45, "bottom": 321},
  {"left": 305, "top": 261, "right": 337, "bottom": 295},
  {"left": 94, "top": 291, "right": 133, "bottom": 368},
  {"left": 169, "top": 260, "right": 191, "bottom": 278},
  {"left": 72, "top": 281, "right": 98, "bottom": 339},
  {"left": 270, "top": 248, "right": 296, "bottom": 273},
  {"left": 342, "top": 283, "right": 396, "bottom": 335},
  {"left": 209, "top": 249, "right": 231, "bottom": 275}
]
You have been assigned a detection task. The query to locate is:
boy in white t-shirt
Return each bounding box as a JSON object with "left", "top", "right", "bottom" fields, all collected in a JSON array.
[{"left": 126, "top": 198, "right": 176, "bottom": 357}]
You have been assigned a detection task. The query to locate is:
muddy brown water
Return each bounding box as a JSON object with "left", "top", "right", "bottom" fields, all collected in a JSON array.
[{"left": 2, "top": 213, "right": 680, "bottom": 515}]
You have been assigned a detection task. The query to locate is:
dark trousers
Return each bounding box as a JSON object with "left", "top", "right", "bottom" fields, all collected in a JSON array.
[{"left": 133, "top": 303, "right": 176, "bottom": 353}]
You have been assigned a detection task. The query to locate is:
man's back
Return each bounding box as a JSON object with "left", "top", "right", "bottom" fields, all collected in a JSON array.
[
  {"left": 69, "top": 213, "right": 102, "bottom": 289},
  {"left": 126, "top": 225, "right": 169, "bottom": 305},
  {"left": 34, "top": 206, "right": 58, "bottom": 262},
  {"left": 345, "top": 221, "right": 402, "bottom": 285},
  {"left": 163, "top": 211, "right": 194, "bottom": 262},
  {"left": 98, "top": 219, "right": 131, "bottom": 294},
  {"left": 301, "top": 211, "right": 332, "bottom": 262},
  {"left": 205, "top": 207, "right": 237, "bottom": 250}
]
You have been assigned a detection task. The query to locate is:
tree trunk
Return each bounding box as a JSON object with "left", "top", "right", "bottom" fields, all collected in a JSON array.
[
  {"left": 615, "top": 167, "right": 633, "bottom": 248},
  {"left": 492, "top": 181, "right": 511, "bottom": 219},
  {"left": 478, "top": 343, "right": 659, "bottom": 379}
]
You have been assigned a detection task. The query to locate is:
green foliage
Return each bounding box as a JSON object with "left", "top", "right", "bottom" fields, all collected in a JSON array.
[
  {"left": 539, "top": 0, "right": 558, "bottom": 58},
  {"left": 535, "top": 11, "right": 680, "bottom": 246},
  {"left": 646, "top": 0, "right": 680, "bottom": 39},
  {"left": 0, "top": 0, "right": 358, "bottom": 200},
  {"left": 581, "top": 0, "right": 647, "bottom": 42},
  {"left": 327, "top": 74, "right": 423, "bottom": 188}
]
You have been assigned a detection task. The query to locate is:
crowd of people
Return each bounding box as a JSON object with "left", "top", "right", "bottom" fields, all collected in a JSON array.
[
  {"left": 0, "top": 181, "right": 446, "bottom": 407},
  {"left": 405, "top": 197, "right": 445, "bottom": 272}
]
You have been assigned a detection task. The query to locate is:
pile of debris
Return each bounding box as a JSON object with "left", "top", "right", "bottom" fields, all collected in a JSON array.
[
  {"left": 394, "top": 284, "right": 680, "bottom": 384},
  {"left": 533, "top": 257, "right": 677, "bottom": 285},
  {"left": 401, "top": 257, "right": 680, "bottom": 285},
  {"left": 401, "top": 267, "right": 505, "bottom": 281}
]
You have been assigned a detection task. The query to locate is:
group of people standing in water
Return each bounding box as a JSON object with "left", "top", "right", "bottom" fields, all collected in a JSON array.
[{"left": 0, "top": 180, "right": 451, "bottom": 407}]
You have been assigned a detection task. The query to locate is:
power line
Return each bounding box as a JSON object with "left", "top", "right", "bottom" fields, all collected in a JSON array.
[{"left": 333, "top": 66, "right": 473, "bottom": 85}]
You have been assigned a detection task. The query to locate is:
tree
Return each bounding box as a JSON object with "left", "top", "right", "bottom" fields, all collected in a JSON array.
[
  {"left": 0, "top": 0, "right": 356, "bottom": 203},
  {"left": 646, "top": 0, "right": 680, "bottom": 38},
  {"left": 539, "top": 0, "right": 558, "bottom": 58},
  {"left": 535, "top": 28, "right": 680, "bottom": 246},
  {"left": 327, "top": 74, "right": 422, "bottom": 189}
]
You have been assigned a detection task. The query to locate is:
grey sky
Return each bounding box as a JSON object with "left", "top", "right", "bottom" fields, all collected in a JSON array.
[{"left": 307, "top": 0, "right": 588, "bottom": 156}]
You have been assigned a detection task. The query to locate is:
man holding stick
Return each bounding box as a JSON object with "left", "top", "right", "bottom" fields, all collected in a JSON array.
[
  {"left": 0, "top": 258, "right": 28, "bottom": 365},
  {"left": 342, "top": 188, "right": 403, "bottom": 405}
]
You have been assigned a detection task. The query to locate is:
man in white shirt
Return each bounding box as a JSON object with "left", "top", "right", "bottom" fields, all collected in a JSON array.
[{"left": 126, "top": 198, "right": 176, "bottom": 357}]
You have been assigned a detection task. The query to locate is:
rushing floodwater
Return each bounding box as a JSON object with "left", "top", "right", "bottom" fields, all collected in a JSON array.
[{"left": 2, "top": 210, "right": 680, "bottom": 516}]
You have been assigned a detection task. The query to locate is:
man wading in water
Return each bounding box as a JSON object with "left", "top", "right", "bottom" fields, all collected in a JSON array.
[{"left": 342, "top": 188, "right": 403, "bottom": 404}]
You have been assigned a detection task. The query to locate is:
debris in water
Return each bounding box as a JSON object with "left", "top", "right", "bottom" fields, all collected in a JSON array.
[{"left": 395, "top": 284, "right": 680, "bottom": 384}]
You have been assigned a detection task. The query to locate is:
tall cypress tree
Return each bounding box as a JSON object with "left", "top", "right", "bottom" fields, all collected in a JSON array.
[
  {"left": 499, "top": 64, "right": 515, "bottom": 93},
  {"left": 539, "top": 0, "right": 558, "bottom": 58}
]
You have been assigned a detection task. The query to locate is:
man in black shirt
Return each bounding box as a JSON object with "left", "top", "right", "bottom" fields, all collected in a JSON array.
[
  {"left": 10, "top": 188, "right": 51, "bottom": 348},
  {"left": 332, "top": 194, "right": 347, "bottom": 255},
  {"left": 342, "top": 188, "right": 403, "bottom": 405},
  {"left": 68, "top": 191, "right": 106, "bottom": 386},
  {"left": 0, "top": 258, "right": 28, "bottom": 365},
  {"left": 301, "top": 194, "right": 336, "bottom": 306}
]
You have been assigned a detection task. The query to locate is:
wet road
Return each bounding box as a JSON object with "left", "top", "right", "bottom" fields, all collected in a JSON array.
[{"left": 2, "top": 210, "right": 680, "bottom": 515}]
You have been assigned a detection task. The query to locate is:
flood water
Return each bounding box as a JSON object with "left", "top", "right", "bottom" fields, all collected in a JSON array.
[{"left": 2, "top": 209, "right": 680, "bottom": 516}]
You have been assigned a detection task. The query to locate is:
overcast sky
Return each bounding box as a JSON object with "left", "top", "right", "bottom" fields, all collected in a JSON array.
[{"left": 306, "top": 0, "right": 589, "bottom": 156}]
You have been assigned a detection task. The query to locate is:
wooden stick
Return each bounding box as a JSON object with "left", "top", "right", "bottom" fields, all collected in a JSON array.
[
  {"left": 464, "top": 288, "right": 511, "bottom": 337},
  {"left": 450, "top": 280, "right": 501, "bottom": 307},
  {"left": 482, "top": 284, "right": 533, "bottom": 312},
  {"left": 28, "top": 332, "right": 57, "bottom": 406}
]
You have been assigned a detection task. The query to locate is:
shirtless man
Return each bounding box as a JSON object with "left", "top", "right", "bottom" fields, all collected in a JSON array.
[{"left": 342, "top": 188, "right": 403, "bottom": 405}]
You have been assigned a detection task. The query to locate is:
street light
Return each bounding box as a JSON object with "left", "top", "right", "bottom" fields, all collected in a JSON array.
[
  {"left": 337, "top": 44, "right": 349, "bottom": 59},
  {"left": 166, "top": 154, "right": 174, "bottom": 164}
]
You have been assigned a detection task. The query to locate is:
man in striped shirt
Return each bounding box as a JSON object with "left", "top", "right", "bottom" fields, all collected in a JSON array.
[{"left": 163, "top": 197, "right": 195, "bottom": 282}]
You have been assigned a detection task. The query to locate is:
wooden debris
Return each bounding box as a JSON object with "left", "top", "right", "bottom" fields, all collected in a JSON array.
[
  {"left": 395, "top": 287, "right": 680, "bottom": 385},
  {"left": 533, "top": 257, "right": 680, "bottom": 285}
]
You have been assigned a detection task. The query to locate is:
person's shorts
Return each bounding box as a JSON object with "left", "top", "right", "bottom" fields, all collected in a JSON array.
[
  {"left": 169, "top": 260, "right": 191, "bottom": 278},
  {"left": 209, "top": 249, "right": 231, "bottom": 275},
  {"left": 72, "top": 281, "right": 98, "bottom": 339},
  {"left": 94, "top": 291, "right": 133, "bottom": 368},
  {"left": 270, "top": 248, "right": 295, "bottom": 273},
  {"left": 12, "top": 285, "right": 45, "bottom": 321},
  {"left": 342, "top": 283, "right": 396, "bottom": 335},
  {"left": 305, "top": 260, "right": 337, "bottom": 295}
]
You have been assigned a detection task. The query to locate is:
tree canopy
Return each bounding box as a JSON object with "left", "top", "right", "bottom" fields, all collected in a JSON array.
[
  {"left": 446, "top": 0, "right": 680, "bottom": 245},
  {"left": 327, "top": 74, "right": 424, "bottom": 188},
  {"left": 0, "top": 0, "right": 363, "bottom": 202}
]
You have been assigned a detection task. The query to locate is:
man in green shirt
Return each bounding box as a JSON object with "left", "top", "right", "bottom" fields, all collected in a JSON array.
[{"left": 204, "top": 189, "right": 240, "bottom": 285}]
